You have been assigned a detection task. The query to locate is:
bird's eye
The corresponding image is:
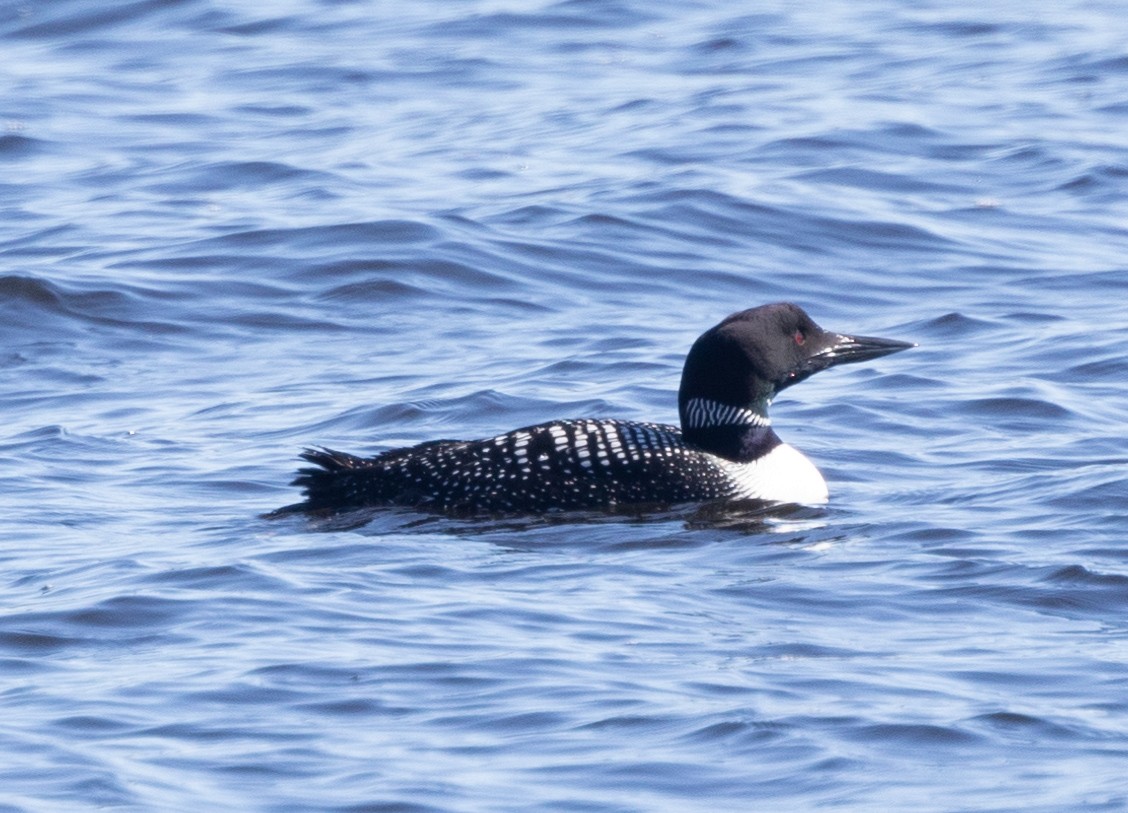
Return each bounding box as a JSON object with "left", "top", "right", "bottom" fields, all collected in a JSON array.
[{"left": 793, "top": 329, "right": 805, "bottom": 346}]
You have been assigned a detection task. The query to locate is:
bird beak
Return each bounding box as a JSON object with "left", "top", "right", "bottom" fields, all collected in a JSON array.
[
  {"left": 779, "top": 328, "right": 915, "bottom": 391},
  {"left": 815, "top": 333, "right": 916, "bottom": 367}
]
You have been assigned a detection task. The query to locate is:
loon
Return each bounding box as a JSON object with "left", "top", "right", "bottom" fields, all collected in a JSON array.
[{"left": 285, "top": 303, "right": 912, "bottom": 516}]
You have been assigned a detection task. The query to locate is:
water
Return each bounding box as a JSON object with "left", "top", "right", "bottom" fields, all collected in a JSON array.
[{"left": 3, "top": 1, "right": 1128, "bottom": 810}]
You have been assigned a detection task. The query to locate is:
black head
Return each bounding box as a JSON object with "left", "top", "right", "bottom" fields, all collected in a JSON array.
[{"left": 678, "top": 302, "right": 913, "bottom": 429}]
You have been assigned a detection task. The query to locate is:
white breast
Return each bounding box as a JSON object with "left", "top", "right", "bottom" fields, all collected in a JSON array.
[{"left": 719, "top": 443, "right": 829, "bottom": 505}]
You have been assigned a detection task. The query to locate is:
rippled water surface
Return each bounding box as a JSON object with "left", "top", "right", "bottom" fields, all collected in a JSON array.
[{"left": 4, "top": 1, "right": 1128, "bottom": 810}]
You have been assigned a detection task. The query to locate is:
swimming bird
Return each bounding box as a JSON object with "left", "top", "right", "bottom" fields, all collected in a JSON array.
[{"left": 284, "top": 303, "right": 912, "bottom": 515}]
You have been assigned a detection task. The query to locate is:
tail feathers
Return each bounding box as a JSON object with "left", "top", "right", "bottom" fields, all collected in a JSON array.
[
  {"left": 296, "top": 446, "right": 371, "bottom": 474},
  {"left": 262, "top": 448, "right": 375, "bottom": 518},
  {"left": 287, "top": 446, "right": 378, "bottom": 508},
  {"left": 278, "top": 439, "right": 465, "bottom": 515}
]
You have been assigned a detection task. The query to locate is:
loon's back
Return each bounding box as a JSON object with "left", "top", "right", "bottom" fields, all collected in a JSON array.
[{"left": 295, "top": 418, "right": 741, "bottom": 515}]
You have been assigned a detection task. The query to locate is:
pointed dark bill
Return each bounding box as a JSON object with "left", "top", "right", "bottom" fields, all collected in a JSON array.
[{"left": 820, "top": 333, "right": 916, "bottom": 366}]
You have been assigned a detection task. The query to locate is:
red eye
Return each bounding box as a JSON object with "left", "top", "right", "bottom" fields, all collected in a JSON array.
[{"left": 794, "top": 330, "right": 805, "bottom": 346}]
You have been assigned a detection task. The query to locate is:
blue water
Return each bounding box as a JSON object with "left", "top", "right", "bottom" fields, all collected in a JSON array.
[{"left": 3, "top": 1, "right": 1128, "bottom": 810}]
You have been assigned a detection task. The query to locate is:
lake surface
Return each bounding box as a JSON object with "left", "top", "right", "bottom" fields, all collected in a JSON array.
[{"left": 3, "top": 1, "right": 1128, "bottom": 810}]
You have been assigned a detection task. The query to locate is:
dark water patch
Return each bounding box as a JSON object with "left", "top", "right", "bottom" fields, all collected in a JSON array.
[
  {"left": 683, "top": 681, "right": 759, "bottom": 698},
  {"left": 218, "top": 64, "right": 384, "bottom": 95},
  {"left": 1059, "top": 355, "right": 1128, "bottom": 381},
  {"left": 752, "top": 642, "right": 861, "bottom": 661},
  {"left": 693, "top": 35, "right": 752, "bottom": 55},
  {"left": 818, "top": 216, "right": 956, "bottom": 253},
  {"left": 138, "top": 564, "right": 288, "bottom": 593},
  {"left": 1056, "top": 163, "right": 1128, "bottom": 197},
  {"left": 5, "top": 594, "right": 190, "bottom": 649},
  {"left": 124, "top": 110, "right": 226, "bottom": 128},
  {"left": 62, "top": 595, "right": 187, "bottom": 629},
  {"left": 956, "top": 396, "right": 1072, "bottom": 423},
  {"left": 794, "top": 166, "right": 965, "bottom": 194},
  {"left": 4, "top": 0, "right": 177, "bottom": 39},
  {"left": 197, "top": 220, "right": 443, "bottom": 254},
  {"left": 489, "top": 204, "right": 575, "bottom": 228},
  {"left": 758, "top": 123, "right": 959, "bottom": 163},
  {"left": 991, "top": 143, "right": 1065, "bottom": 171},
  {"left": 846, "top": 722, "right": 981, "bottom": 747},
  {"left": 627, "top": 189, "right": 834, "bottom": 256},
  {"left": 1042, "top": 564, "right": 1128, "bottom": 593},
  {"left": 297, "top": 698, "right": 408, "bottom": 717},
  {"left": 139, "top": 721, "right": 310, "bottom": 743},
  {"left": 860, "top": 372, "right": 942, "bottom": 394},
  {"left": 917, "top": 556, "right": 1018, "bottom": 583},
  {"left": 50, "top": 715, "right": 138, "bottom": 736},
  {"left": 330, "top": 802, "right": 448, "bottom": 813},
  {"left": 222, "top": 309, "right": 351, "bottom": 333},
  {"left": 1052, "top": 52, "right": 1128, "bottom": 85},
  {"left": 623, "top": 145, "right": 723, "bottom": 166},
  {"left": 932, "top": 563, "right": 1128, "bottom": 621},
  {"left": 1025, "top": 269, "right": 1128, "bottom": 294},
  {"left": 887, "top": 525, "right": 981, "bottom": 546},
  {"left": 185, "top": 683, "right": 307, "bottom": 708},
  {"left": 483, "top": 710, "right": 572, "bottom": 733},
  {"left": 1044, "top": 475, "right": 1128, "bottom": 515},
  {"left": 215, "top": 14, "right": 302, "bottom": 37},
  {"left": 564, "top": 212, "right": 670, "bottom": 243},
  {"left": 310, "top": 258, "right": 522, "bottom": 300},
  {"left": 635, "top": 184, "right": 957, "bottom": 259},
  {"left": 899, "top": 19, "right": 1005, "bottom": 38},
  {"left": 145, "top": 160, "right": 339, "bottom": 194},
  {"left": 0, "top": 630, "right": 80, "bottom": 654},
  {"left": 232, "top": 103, "right": 314, "bottom": 118},
  {"left": 578, "top": 714, "right": 669, "bottom": 733},
  {"left": 0, "top": 273, "right": 188, "bottom": 341},
  {"left": 249, "top": 662, "right": 379, "bottom": 688},
  {"left": 109, "top": 253, "right": 265, "bottom": 273},
  {"left": 0, "top": 274, "right": 67, "bottom": 314},
  {"left": 0, "top": 134, "right": 47, "bottom": 158},
  {"left": 755, "top": 134, "right": 862, "bottom": 162},
  {"left": 950, "top": 666, "right": 1083, "bottom": 693},
  {"left": 971, "top": 711, "right": 1077, "bottom": 740},
  {"left": 424, "top": 3, "right": 655, "bottom": 39},
  {"left": 682, "top": 719, "right": 786, "bottom": 746},
  {"left": 0, "top": 657, "right": 55, "bottom": 675},
  {"left": 455, "top": 166, "right": 514, "bottom": 181},
  {"left": 315, "top": 278, "right": 428, "bottom": 302},
  {"left": 550, "top": 758, "right": 745, "bottom": 795},
  {"left": 999, "top": 309, "right": 1066, "bottom": 325}
]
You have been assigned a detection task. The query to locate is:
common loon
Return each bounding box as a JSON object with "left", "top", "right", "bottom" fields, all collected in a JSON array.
[{"left": 285, "top": 303, "right": 912, "bottom": 516}]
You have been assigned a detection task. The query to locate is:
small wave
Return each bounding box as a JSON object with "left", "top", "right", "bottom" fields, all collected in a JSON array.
[
  {"left": 957, "top": 397, "right": 1073, "bottom": 421},
  {"left": 971, "top": 711, "right": 1079, "bottom": 741},
  {"left": 846, "top": 722, "right": 981, "bottom": 747},
  {"left": 202, "top": 220, "right": 443, "bottom": 253},
  {"left": 0, "top": 133, "right": 47, "bottom": 157},
  {"left": 61, "top": 595, "right": 187, "bottom": 630},
  {"left": 792, "top": 166, "right": 965, "bottom": 194},
  {"left": 145, "top": 160, "right": 340, "bottom": 194},
  {"left": 0, "top": 630, "right": 79, "bottom": 654},
  {"left": 0, "top": 274, "right": 185, "bottom": 343}
]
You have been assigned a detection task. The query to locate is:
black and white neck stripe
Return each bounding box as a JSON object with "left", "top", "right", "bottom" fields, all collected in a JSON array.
[{"left": 681, "top": 397, "right": 769, "bottom": 429}]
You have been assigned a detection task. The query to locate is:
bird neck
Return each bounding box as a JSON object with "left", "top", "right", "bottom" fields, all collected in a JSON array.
[{"left": 679, "top": 397, "right": 780, "bottom": 463}]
